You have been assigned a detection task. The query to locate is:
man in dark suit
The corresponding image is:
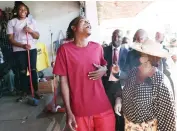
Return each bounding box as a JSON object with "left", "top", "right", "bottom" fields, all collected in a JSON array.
[{"left": 103, "top": 29, "right": 128, "bottom": 131}]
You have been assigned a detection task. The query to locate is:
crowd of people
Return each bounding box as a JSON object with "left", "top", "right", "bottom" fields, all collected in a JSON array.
[
  {"left": 54, "top": 16, "right": 177, "bottom": 131},
  {"left": 0, "top": 2, "right": 177, "bottom": 131}
]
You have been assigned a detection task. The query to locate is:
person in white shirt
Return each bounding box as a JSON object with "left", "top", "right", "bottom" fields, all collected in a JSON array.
[{"left": 7, "top": 3, "right": 41, "bottom": 102}]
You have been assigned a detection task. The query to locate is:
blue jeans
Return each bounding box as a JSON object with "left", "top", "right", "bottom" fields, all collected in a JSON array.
[{"left": 3, "top": 70, "right": 14, "bottom": 92}]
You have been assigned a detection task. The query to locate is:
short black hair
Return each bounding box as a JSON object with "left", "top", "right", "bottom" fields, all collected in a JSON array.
[{"left": 66, "top": 16, "right": 84, "bottom": 40}]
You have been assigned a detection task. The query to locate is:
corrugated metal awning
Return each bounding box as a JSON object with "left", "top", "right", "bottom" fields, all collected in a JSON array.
[{"left": 97, "top": 1, "right": 152, "bottom": 23}]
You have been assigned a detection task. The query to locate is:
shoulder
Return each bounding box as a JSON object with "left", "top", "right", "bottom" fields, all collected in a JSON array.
[
  {"left": 104, "top": 45, "right": 111, "bottom": 50},
  {"left": 153, "top": 70, "right": 164, "bottom": 83},
  {"left": 31, "top": 18, "right": 37, "bottom": 24},
  {"left": 103, "top": 45, "right": 111, "bottom": 52},
  {"left": 58, "top": 42, "right": 71, "bottom": 49},
  {"left": 89, "top": 41, "right": 102, "bottom": 48},
  {"left": 88, "top": 41, "right": 105, "bottom": 52},
  {"left": 8, "top": 18, "right": 17, "bottom": 25},
  {"left": 154, "top": 70, "right": 173, "bottom": 95},
  {"left": 57, "top": 41, "right": 75, "bottom": 52}
]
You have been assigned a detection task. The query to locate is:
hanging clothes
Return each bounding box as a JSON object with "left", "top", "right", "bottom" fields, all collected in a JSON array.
[
  {"left": 36, "top": 42, "right": 50, "bottom": 71},
  {"left": 27, "top": 42, "right": 50, "bottom": 75}
]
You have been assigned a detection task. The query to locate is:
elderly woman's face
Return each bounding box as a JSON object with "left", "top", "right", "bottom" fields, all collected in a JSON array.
[{"left": 139, "top": 53, "right": 149, "bottom": 64}]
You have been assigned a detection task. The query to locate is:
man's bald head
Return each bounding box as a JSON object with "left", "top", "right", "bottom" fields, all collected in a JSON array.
[
  {"left": 133, "top": 29, "right": 148, "bottom": 43},
  {"left": 155, "top": 32, "right": 164, "bottom": 44}
]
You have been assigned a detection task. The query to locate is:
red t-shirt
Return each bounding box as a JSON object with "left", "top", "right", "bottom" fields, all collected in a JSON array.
[{"left": 53, "top": 41, "right": 112, "bottom": 116}]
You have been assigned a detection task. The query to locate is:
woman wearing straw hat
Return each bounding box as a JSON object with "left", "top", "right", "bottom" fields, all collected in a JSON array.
[{"left": 114, "top": 39, "right": 176, "bottom": 131}]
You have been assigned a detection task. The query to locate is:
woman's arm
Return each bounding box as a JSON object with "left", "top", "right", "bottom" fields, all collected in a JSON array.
[
  {"left": 8, "top": 34, "right": 24, "bottom": 48},
  {"left": 23, "top": 27, "right": 39, "bottom": 39},
  {"left": 8, "top": 34, "right": 30, "bottom": 50},
  {"left": 29, "top": 30, "right": 39, "bottom": 39}
]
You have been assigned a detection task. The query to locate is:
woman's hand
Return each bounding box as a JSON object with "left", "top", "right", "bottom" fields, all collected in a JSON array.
[
  {"left": 23, "top": 26, "right": 33, "bottom": 34},
  {"left": 22, "top": 44, "right": 31, "bottom": 50},
  {"left": 114, "top": 97, "right": 122, "bottom": 116}
]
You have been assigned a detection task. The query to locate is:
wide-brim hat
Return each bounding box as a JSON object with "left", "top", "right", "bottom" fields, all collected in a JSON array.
[{"left": 130, "top": 39, "right": 169, "bottom": 58}]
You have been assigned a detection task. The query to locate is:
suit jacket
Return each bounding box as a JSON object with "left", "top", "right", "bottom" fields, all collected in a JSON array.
[{"left": 102, "top": 45, "right": 129, "bottom": 86}]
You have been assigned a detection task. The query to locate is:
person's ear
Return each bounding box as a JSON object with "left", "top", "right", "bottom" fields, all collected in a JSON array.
[{"left": 71, "top": 26, "right": 76, "bottom": 32}]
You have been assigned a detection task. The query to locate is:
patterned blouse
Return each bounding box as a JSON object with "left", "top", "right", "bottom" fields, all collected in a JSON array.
[{"left": 120, "top": 67, "right": 176, "bottom": 131}]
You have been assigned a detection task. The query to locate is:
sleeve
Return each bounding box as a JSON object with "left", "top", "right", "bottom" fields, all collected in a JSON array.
[
  {"left": 32, "top": 19, "right": 39, "bottom": 33},
  {"left": 155, "top": 81, "right": 176, "bottom": 131},
  {"left": 100, "top": 46, "right": 107, "bottom": 66},
  {"left": 114, "top": 87, "right": 122, "bottom": 99},
  {"left": 53, "top": 45, "right": 67, "bottom": 76},
  {"left": 7, "top": 20, "right": 14, "bottom": 34}
]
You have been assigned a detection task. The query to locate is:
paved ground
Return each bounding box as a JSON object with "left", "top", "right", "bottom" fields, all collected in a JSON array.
[{"left": 0, "top": 95, "right": 66, "bottom": 131}]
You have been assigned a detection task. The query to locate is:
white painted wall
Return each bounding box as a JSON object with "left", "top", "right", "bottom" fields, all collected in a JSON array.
[{"left": 24, "top": 1, "right": 80, "bottom": 55}]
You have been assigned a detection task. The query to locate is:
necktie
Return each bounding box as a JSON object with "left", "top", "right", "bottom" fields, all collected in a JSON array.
[{"left": 113, "top": 48, "right": 118, "bottom": 64}]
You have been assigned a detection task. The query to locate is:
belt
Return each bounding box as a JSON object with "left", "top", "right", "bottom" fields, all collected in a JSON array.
[{"left": 108, "top": 81, "right": 120, "bottom": 84}]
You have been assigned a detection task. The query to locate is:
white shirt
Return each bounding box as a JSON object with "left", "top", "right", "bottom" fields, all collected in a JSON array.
[{"left": 7, "top": 18, "right": 39, "bottom": 52}]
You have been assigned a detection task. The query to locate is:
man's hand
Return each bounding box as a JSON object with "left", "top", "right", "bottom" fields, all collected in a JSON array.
[
  {"left": 114, "top": 97, "right": 122, "bottom": 116},
  {"left": 51, "top": 61, "right": 55, "bottom": 68},
  {"left": 23, "top": 26, "right": 33, "bottom": 34},
  {"left": 88, "top": 63, "right": 107, "bottom": 80},
  {"left": 67, "top": 112, "right": 78, "bottom": 131},
  {"left": 22, "top": 44, "right": 31, "bottom": 50},
  {"left": 112, "top": 64, "right": 119, "bottom": 74}
]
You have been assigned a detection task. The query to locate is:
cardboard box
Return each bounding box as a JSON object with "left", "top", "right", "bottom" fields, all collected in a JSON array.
[{"left": 38, "top": 77, "right": 57, "bottom": 94}]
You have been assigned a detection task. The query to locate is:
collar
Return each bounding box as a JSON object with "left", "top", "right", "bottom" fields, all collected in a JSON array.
[
  {"left": 112, "top": 45, "right": 120, "bottom": 51},
  {"left": 121, "top": 44, "right": 129, "bottom": 49}
]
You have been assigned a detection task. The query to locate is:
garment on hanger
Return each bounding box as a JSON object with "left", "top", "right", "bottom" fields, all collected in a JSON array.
[{"left": 36, "top": 42, "right": 50, "bottom": 71}]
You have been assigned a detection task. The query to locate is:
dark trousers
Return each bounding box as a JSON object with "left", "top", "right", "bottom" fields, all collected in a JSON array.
[
  {"left": 13, "top": 49, "right": 38, "bottom": 94},
  {"left": 105, "top": 81, "right": 124, "bottom": 131}
]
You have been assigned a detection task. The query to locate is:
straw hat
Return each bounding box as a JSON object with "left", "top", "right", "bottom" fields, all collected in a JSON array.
[{"left": 130, "top": 39, "right": 169, "bottom": 58}]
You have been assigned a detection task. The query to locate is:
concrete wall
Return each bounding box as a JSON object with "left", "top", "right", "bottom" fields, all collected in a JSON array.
[{"left": 24, "top": 1, "right": 79, "bottom": 55}]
